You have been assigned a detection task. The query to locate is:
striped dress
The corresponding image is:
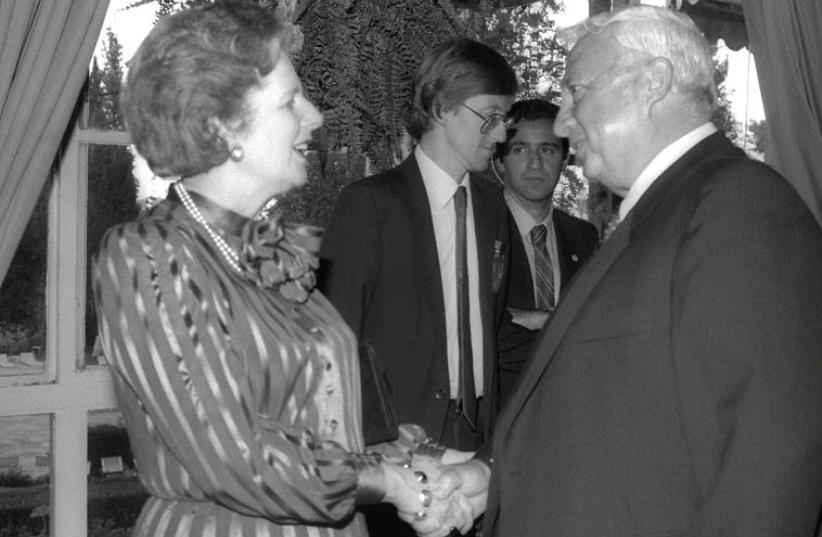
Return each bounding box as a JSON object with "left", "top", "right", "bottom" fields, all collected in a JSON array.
[{"left": 92, "top": 190, "right": 371, "bottom": 537}]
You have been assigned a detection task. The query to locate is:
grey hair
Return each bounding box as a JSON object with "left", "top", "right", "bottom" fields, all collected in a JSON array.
[{"left": 558, "top": 5, "right": 716, "bottom": 111}]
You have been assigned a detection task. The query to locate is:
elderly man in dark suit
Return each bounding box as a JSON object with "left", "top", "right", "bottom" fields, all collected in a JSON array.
[
  {"left": 492, "top": 99, "right": 598, "bottom": 403},
  {"left": 434, "top": 7, "right": 822, "bottom": 537}
]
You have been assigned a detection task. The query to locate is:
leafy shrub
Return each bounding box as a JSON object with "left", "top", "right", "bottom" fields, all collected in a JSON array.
[{"left": 0, "top": 468, "right": 37, "bottom": 488}]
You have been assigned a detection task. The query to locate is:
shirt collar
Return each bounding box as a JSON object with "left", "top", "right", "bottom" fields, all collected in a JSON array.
[
  {"left": 416, "top": 145, "right": 470, "bottom": 210},
  {"left": 504, "top": 189, "right": 553, "bottom": 236},
  {"left": 619, "top": 122, "right": 717, "bottom": 220}
]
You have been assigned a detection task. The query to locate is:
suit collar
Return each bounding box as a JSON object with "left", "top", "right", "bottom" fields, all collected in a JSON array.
[
  {"left": 504, "top": 189, "right": 554, "bottom": 232},
  {"left": 399, "top": 155, "right": 448, "bottom": 346},
  {"left": 627, "top": 131, "right": 741, "bottom": 231},
  {"left": 415, "top": 145, "right": 470, "bottom": 209},
  {"left": 552, "top": 210, "right": 581, "bottom": 285}
]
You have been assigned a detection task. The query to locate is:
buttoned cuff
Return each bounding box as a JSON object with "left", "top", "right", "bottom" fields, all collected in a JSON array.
[{"left": 353, "top": 452, "right": 386, "bottom": 505}]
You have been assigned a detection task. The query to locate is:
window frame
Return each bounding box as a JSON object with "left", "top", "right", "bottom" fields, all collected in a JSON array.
[{"left": 0, "top": 123, "right": 128, "bottom": 537}]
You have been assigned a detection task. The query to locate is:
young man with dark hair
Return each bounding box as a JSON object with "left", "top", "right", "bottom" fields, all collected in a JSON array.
[{"left": 492, "top": 99, "right": 598, "bottom": 403}]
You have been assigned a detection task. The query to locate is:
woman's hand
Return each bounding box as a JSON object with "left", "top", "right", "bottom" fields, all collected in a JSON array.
[{"left": 382, "top": 460, "right": 474, "bottom": 536}]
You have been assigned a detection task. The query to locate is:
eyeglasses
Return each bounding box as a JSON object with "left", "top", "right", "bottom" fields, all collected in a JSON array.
[{"left": 460, "top": 103, "right": 514, "bottom": 134}]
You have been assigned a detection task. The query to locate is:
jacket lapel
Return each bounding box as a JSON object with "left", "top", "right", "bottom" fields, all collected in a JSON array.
[
  {"left": 401, "top": 155, "right": 448, "bottom": 354},
  {"left": 470, "top": 177, "right": 503, "bottom": 395},
  {"left": 553, "top": 211, "right": 581, "bottom": 287},
  {"left": 497, "top": 209, "right": 633, "bottom": 427}
]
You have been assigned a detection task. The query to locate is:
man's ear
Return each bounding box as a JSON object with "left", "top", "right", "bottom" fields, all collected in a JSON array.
[
  {"left": 644, "top": 57, "right": 674, "bottom": 107},
  {"left": 430, "top": 102, "right": 447, "bottom": 125}
]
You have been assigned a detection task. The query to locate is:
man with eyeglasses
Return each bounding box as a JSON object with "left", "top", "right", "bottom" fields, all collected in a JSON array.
[
  {"left": 320, "top": 38, "right": 514, "bottom": 535},
  {"left": 322, "top": 35, "right": 514, "bottom": 449}
]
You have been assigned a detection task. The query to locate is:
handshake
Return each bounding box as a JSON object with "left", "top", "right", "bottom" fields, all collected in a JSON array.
[{"left": 381, "top": 450, "right": 491, "bottom": 537}]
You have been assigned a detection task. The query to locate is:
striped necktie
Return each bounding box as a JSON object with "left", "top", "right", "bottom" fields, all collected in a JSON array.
[{"left": 530, "top": 224, "right": 555, "bottom": 311}]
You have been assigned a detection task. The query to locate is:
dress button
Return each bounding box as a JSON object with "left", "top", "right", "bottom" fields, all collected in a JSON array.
[
  {"left": 326, "top": 385, "right": 334, "bottom": 395},
  {"left": 330, "top": 419, "right": 338, "bottom": 429},
  {"left": 434, "top": 389, "right": 448, "bottom": 400}
]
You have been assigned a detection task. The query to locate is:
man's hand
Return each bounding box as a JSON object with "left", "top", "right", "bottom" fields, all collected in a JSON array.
[{"left": 431, "top": 459, "right": 491, "bottom": 530}]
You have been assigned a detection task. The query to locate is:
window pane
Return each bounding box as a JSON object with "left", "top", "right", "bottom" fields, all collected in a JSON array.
[
  {"left": 82, "top": 0, "right": 156, "bottom": 132},
  {"left": 0, "top": 414, "right": 52, "bottom": 536},
  {"left": 0, "top": 185, "right": 48, "bottom": 377},
  {"left": 84, "top": 144, "right": 142, "bottom": 365},
  {"left": 87, "top": 410, "right": 147, "bottom": 535}
]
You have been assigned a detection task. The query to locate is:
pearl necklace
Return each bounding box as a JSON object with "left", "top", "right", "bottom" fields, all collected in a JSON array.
[{"left": 174, "top": 182, "right": 242, "bottom": 274}]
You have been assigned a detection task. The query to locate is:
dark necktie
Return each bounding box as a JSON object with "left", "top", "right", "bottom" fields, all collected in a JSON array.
[
  {"left": 454, "top": 186, "right": 477, "bottom": 429},
  {"left": 530, "top": 224, "right": 555, "bottom": 311}
]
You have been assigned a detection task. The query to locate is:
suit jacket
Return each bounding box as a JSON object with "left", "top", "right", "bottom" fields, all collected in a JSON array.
[
  {"left": 498, "top": 208, "right": 598, "bottom": 403},
  {"left": 319, "top": 154, "right": 508, "bottom": 448},
  {"left": 485, "top": 132, "right": 822, "bottom": 536}
]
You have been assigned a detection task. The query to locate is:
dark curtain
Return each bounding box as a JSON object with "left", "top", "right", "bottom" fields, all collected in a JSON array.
[
  {"left": 0, "top": 0, "right": 110, "bottom": 282},
  {"left": 743, "top": 0, "right": 822, "bottom": 225}
]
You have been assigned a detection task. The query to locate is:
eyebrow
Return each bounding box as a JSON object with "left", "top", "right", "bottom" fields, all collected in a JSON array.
[
  {"left": 511, "top": 141, "right": 560, "bottom": 146},
  {"left": 509, "top": 141, "right": 561, "bottom": 150}
]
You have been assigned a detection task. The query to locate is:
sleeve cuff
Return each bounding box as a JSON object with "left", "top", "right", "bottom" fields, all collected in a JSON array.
[{"left": 352, "top": 452, "right": 386, "bottom": 505}]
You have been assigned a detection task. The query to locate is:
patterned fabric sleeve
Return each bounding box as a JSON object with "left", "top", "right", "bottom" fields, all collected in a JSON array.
[{"left": 92, "top": 219, "right": 374, "bottom": 526}]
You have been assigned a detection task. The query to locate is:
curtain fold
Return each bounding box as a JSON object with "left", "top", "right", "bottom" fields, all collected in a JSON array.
[
  {"left": 742, "top": 0, "right": 822, "bottom": 225},
  {"left": 0, "top": 0, "right": 110, "bottom": 283}
]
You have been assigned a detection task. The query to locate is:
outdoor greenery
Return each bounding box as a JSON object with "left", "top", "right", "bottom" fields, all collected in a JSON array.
[
  {"left": 0, "top": 469, "right": 48, "bottom": 489},
  {"left": 287, "top": 0, "right": 592, "bottom": 225},
  {"left": 467, "top": 0, "right": 564, "bottom": 100},
  {"left": 0, "top": 185, "right": 47, "bottom": 355},
  {"left": 85, "top": 30, "right": 140, "bottom": 359},
  {"left": 712, "top": 54, "right": 739, "bottom": 144},
  {"left": 746, "top": 118, "right": 766, "bottom": 155}
]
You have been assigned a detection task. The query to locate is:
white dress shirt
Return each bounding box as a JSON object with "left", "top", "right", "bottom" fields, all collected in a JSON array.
[
  {"left": 416, "top": 146, "right": 484, "bottom": 399},
  {"left": 619, "top": 123, "right": 718, "bottom": 221},
  {"left": 504, "top": 191, "right": 561, "bottom": 304}
]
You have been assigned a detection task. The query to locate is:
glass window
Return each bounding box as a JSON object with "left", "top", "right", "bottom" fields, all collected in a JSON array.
[
  {"left": 87, "top": 410, "right": 147, "bottom": 535},
  {"left": 0, "top": 414, "right": 52, "bottom": 537},
  {"left": 0, "top": 186, "right": 49, "bottom": 377},
  {"left": 83, "top": 144, "right": 142, "bottom": 365}
]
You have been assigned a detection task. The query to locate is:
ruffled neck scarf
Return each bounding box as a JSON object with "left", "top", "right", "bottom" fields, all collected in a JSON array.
[{"left": 168, "top": 185, "right": 322, "bottom": 304}]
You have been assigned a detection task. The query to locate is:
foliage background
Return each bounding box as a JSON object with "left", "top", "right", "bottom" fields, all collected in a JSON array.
[{"left": 0, "top": 0, "right": 766, "bottom": 358}]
